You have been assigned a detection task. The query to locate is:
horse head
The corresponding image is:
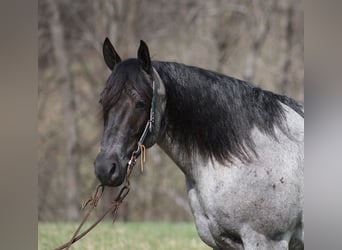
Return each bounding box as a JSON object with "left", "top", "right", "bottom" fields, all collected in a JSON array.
[{"left": 94, "top": 38, "right": 165, "bottom": 186}]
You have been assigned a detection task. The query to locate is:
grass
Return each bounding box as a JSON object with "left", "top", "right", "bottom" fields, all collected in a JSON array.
[{"left": 38, "top": 221, "right": 210, "bottom": 250}]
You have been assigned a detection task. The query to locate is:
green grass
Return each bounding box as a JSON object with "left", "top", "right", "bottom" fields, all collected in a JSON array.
[{"left": 38, "top": 221, "right": 210, "bottom": 250}]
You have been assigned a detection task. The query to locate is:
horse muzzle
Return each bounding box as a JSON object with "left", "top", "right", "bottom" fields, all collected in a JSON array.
[{"left": 94, "top": 152, "right": 125, "bottom": 186}]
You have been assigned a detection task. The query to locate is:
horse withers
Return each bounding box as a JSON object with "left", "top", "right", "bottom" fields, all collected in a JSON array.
[{"left": 94, "top": 38, "right": 304, "bottom": 250}]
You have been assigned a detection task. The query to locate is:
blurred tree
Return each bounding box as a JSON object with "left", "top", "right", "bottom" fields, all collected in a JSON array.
[
  {"left": 243, "top": 0, "right": 275, "bottom": 82},
  {"left": 47, "top": 0, "right": 80, "bottom": 220}
]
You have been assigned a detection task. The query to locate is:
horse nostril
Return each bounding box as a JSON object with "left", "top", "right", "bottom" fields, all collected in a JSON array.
[{"left": 109, "top": 163, "right": 116, "bottom": 176}]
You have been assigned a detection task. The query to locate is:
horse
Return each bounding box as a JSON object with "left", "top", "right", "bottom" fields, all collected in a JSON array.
[{"left": 94, "top": 38, "right": 304, "bottom": 250}]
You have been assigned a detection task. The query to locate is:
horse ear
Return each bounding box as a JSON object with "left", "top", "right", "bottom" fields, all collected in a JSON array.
[
  {"left": 137, "top": 40, "right": 152, "bottom": 74},
  {"left": 103, "top": 37, "right": 121, "bottom": 70}
]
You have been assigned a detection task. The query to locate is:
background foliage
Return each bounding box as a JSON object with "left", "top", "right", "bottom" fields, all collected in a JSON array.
[{"left": 38, "top": 0, "right": 303, "bottom": 222}]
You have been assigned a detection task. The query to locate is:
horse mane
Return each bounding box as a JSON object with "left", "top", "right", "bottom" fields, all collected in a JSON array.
[
  {"left": 100, "top": 58, "right": 303, "bottom": 164},
  {"left": 153, "top": 61, "right": 303, "bottom": 164}
]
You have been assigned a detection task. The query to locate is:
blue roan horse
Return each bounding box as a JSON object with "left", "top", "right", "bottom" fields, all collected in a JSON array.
[{"left": 94, "top": 38, "right": 304, "bottom": 250}]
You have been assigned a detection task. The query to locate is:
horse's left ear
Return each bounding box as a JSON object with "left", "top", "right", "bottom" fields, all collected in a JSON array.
[{"left": 137, "top": 40, "right": 152, "bottom": 74}]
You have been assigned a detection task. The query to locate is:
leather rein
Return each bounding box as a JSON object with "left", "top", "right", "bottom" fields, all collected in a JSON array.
[{"left": 54, "top": 80, "right": 157, "bottom": 250}]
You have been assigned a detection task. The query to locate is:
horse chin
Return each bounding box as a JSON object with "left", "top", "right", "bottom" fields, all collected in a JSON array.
[{"left": 111, "top": 179, "right": 124, "bottom": 187}]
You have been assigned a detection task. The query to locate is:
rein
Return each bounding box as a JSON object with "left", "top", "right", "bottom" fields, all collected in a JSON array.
[{"left": 54, "top": 80, "right": 157, "bottom": 250}]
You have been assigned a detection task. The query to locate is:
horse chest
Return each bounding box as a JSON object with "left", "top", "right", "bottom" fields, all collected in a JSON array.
[{"left": 186, "top": 154, "right": 302, "bottom": 249}]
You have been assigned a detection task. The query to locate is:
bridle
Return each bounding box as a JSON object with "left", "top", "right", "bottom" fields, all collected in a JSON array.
[
  {"left": 128, "top": 66, "right": 162, "bottom": 171},
  {"left": 54, "top": 73, "right": 159, "bottom": 250},
  {"left": 128, "top": 79, "right": 156, "bottom": 171}
]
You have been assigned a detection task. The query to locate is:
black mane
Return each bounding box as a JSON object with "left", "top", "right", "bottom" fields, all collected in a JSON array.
[
  {"left": 100, "top": 59, "right": 303, "bottom": 164},
  {"left": 153, "top": 61, "right": 303, "bottom": 164}
]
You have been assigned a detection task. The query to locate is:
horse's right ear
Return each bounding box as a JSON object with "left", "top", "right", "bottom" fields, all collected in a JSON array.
[{"left": 102, "top": 37, "right": 121, "bottom": 70}]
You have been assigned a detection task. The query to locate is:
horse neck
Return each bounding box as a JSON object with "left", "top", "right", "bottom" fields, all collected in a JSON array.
[
  {"left": 156, "top": 128, "right": 217, "bottom": 186},
  {"left": 152, "top": 63, "right": 202, "bottom": 177},
  {"left": 156, "top": 133, "right": 196, "bottom": 177}
]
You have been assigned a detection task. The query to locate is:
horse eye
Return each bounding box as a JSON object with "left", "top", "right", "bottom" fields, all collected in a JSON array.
[{"left": 135, "top": 101, "right": 146, "bottom": 109}]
